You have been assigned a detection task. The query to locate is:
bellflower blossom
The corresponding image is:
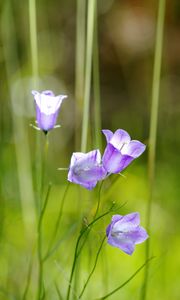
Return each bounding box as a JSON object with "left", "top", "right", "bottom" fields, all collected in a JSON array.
[
  {"left": 106, "top": 212, "right": 148, "bottom": 255},
  {"left": 32, "top": 90, "right": 67, "bottom": 132},
  {"left": 102, "top": 129, "right": 146, "bottom": 174},
  {"left": 68, "top": 150, "right": 107, "bottom": 190}
]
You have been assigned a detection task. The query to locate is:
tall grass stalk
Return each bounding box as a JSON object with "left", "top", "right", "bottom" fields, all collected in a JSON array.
[
  {"left": 75, "top": 0, "right": 86, "bottom": 150},
  {"left": 2, "top": 1, "right": 36, "bottom": 237},
  {"left": 29, "top": 0, "right": 39, "bottom": 82},
  {"left": 142, "top": 0, "right": 166, "bottom": 299},
  {"left": 81, "top": 0, "right": 96, "bottom": 152},
  {"left": 28, "top": 0, "right": 42, "bottom": 214},
  {"left": 93, "top": 2, "right": 102, "bottom": 150}
]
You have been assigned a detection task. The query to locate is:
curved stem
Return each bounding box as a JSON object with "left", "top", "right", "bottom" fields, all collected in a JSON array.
[
  {"left": 94, "top": 181, "right": 104, "bottom": 219},
  {"left": 36, "top": 135, "right": 50, "bottom": 300},
  {"left": 37, "top": 183, "right": 52, "bottom": 300},
  {"left": 66, "top": 203, "right": 115, "bottom": 300},
  {"left": 43, "top": 182, "right": 70, "bottom": 261},
  {"left": 96, "top": 257, "right": 155, "bottom": 300},
  {"left": 76, "top": 181, "right": 103, "bottom": 258},
  {"left": 79, "top": 235, "right": 106, "bottom": 299}
]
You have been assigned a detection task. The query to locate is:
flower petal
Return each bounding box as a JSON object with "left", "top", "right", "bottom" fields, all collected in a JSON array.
[
  {"left": 117, "top": 212, "right": 140, "bottom": 227},
  {"left": 42, "top": 90, "right": 55, "bottom": 96},
  {"left": 69, "top": 152, "right": 86, "bottom": 168},
  {"left": 121, "top": 140, "right": 146, "bottom": 158},
  {"left": 106, "top": 213, "right": 148, "bottom": 255},
  {"left": 102, "top": 129, "right": 113, "bottom": 143},
  {"left": 106, "top": 215, "right": 123, "bottom": 237},
  {"left": 107, "top": 234, "right": 135, "bottom": 255},
  {"left": 125, "top": 226, "right": 149, "bottom": 244},
  {"left": 36, "top": 106, "right": 59, "bottom": 131},
  {"left": 68, "top": 150, "right": 106, "bottom": 190},
  {"left": 33, "top": 90, "right": 67, "bottom": 115},
  {"left": 102, "top": 144, "right": 133, "bottom": 173},
  {"left": 110, "top": 129, "right": 131, "bottom": 150}
]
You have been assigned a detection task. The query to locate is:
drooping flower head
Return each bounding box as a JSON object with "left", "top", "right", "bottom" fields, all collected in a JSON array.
[
  {"left": 106, "top": 212, "right": 148, "bottom": 255},
  {"left": 102, "top": 129, "right": 146, "bottom": 174},
  {"left": 68, "top": 150, "right": 107, "bottom": 190},
  {"left": 32, "top": 90, "right": 67, "bottom": 133}
]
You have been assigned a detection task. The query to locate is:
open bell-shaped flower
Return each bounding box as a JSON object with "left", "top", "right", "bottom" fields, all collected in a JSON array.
[
  {"left": 32, "top": 90, "right": 67, "bottom": 133},
  {"left": 106, "top": 212, "right": 148, "bottom": 255},
  {"left": 102, "top": 129, "right": 146, "bottom": 174},
  {"left": 68, "top": 150, "right": 107, "bottom": 190}
]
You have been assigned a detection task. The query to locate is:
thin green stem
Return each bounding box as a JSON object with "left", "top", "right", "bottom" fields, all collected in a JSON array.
[
  {"left": 37, "top": 183, "right": 52, "bottom": 300},
  {"left": 66, "top": 203, "right": 115, "bottom": 300},
  {"left": 96, "top": 257, "right": 155, "bottom": 300},
  {"left": 76, "top": 181, "right": 103, "bottom": 258},
  {"left": 55, "top": 282, "right": 63, "bottom": 300},
  {"left": 43, "top": 182, "right": 70, "bottom": 261},
  {"left": 79, "top": 235, "right": 106, "bottom": 299},
  {"left": 40, "top": 135, "right": 49, "bottom": 205},
  {"left": 94, "top": 181, "right": 104, "bottom": 219},
  {"left": 142, "top": 0, "right": 166, "bottom": 299},
  {"left": 22, "top": 256, "right": 33, "bottom": 300},
  {"left": 93, "top": 2, "right": 102, "bottom": 151},
  {"left": 81, "top": 0, "right": 96, "bottom": 152}
]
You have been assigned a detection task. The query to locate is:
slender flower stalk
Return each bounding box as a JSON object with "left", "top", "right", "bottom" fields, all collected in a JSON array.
[
  {"left": 37, "top": 134, "right": 50, "bottom": 299},
  {"left": 81, "top": 0, "right": 96, "bottom": 152},
  {"left": 142, "top": 0, "right": 166, "bottom": 299},
  {"left": 37, "top": 183, "right": 52, "bottom": 300}
]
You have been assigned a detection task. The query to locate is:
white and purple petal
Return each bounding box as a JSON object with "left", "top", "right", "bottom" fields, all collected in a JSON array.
[
  {"left": 102, "top": 129, "right": 113, "bottom": 143},
  {"left": 32, "top": 90, "right": 67, "bottom": 131},
  {"left": 68, "top": 150, "right": 107, "bottom": 190},
  {"left": 102, "top": 129, "right": 146, "bottom": 174},
  {"left": 121, "top": 140, "right": 146, "bottom": 158},
  {"left": 102, "top": 144, "right": 133, "bottom": 173},
  {"left": 106, "top": 213, "right": 148, "bottom": 255},
  {"left": 107, "top": 234, "right": 135, "bottom": 255},
  {"left": 109, "top": 129, "right": 131, "bottom": 150}
]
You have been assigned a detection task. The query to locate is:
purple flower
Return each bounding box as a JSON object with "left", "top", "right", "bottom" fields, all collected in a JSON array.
[
  {"left": 106, "top": 213, "right": 148, "bottom": 255},
  {"left": 102, "top": 129, "right": 146, "bottom": 174},
  {"left": 32, "top": 90, "right": 67, "bottom": 132},
  {"left": 68, "top": 150, "right": 107, "bottom": 190}
]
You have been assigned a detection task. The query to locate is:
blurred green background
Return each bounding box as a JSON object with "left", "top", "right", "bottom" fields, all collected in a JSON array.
[{"left": 0, "top": 0, "right": 180, "bottom": 299}]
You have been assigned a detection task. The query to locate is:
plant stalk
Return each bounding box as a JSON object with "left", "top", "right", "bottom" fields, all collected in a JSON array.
[
  {"left": 81, "top": 0, "right": 96, "bottom": 152},
  {"left": 142, "top": 0, "right": 166, "bottom": 299}
]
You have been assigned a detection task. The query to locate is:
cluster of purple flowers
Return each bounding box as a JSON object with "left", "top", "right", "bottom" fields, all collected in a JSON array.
[
  {"left": 68, "top": 128, "right": 146, "bottom": 190},
  {"left": 32, "top": 90, "right": 148, "bottom": 255}
]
